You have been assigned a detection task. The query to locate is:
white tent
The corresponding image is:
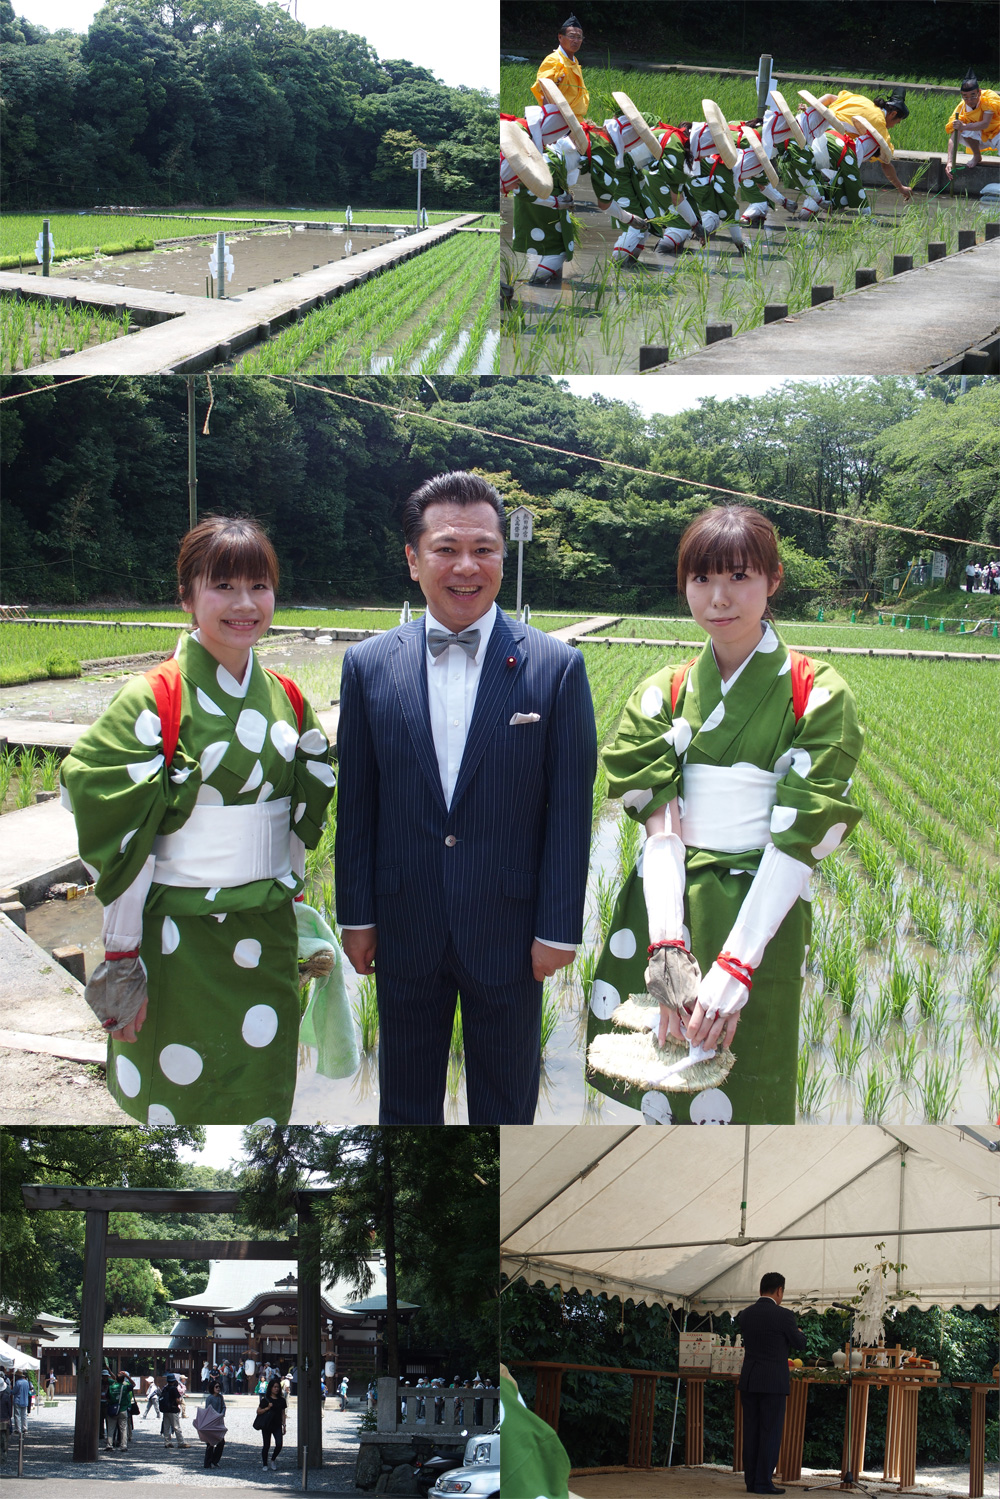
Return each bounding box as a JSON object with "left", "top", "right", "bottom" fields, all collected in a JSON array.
[
  {"left": 0, "top": 1338, "right": 41, "bottom": 1370},
  {"left": 501, "top": 1125, "right": 1000, "bottom": 1313}
]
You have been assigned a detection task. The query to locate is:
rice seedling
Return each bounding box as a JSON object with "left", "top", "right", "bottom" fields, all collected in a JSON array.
[
  {"left": 0, "top": 747, "right": 15, "bottom": 811},
  {"left": 831, "top": 1022, "right": 865, "bottom": 1080},
  {"left": 615, "top": 811, "right": 641, "bottom": 883},
  {"left": 913, "top": 959, "right": 947, "bottom": 1029},
  {"left": 576, "top": 946, "right": 599, "bottom": 1010},
  {"left": 837, "top": 939, "right": 861, "bottom": 1015},
  {"left": 860, "top": 1062, "right": 894, "bottom": 1123},
  {"left": 971, "top": 1001, "right": 1000, "bottom": 1054},
  {"left": 801, "top": 991, "right": 829, "bottom": 1049},
  {"left": 38, "top": 749, "right": 61, "bottom": 793},
  {"left": 864, "top": 987, "right": 896, "bottom": 1046},
  {"left": 918, "top": 1053, "right": 960, "bottom": 1123},
  {"left": 889, "top": 1030, "right": 921, "bottom": 1084},
  {"left": 15, "top": 748, "right": 38, "bottom": 809},
  {"left": 963, "top": 958, "right": 996, "bottom": 1023},
  {"left": 908, "top": 882, "right": 948, "bottom": 949},
  {"left": 1, "top": 292, "right": 129, "bottom": 373},
  {"left": 985, "top": 1063, "right": 1000, "bottom": 1124},
  {"left": 593, "top": 870, "right": 618, "bottom": 946},
  {"left": 351, "top": 975, "right": 379, "bottom": 1053},
  {"left": 797, "top": 1047, "right": 831, "bottom": 1118},
  {"left": 857, "top": 885, "right": 891, "bottom": 948},
  {"left": 882, "top": 959, "right": 914, "bottom": 1022},
  {"left": 540, "top": 983, "right": 560, "bottom": 1057}
]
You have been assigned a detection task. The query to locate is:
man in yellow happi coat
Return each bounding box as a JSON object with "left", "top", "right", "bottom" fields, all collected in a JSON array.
[
  {"left": 946, "top": 69, "right": 1000, "bottom": 177},
  {"left": 532, "top": 14, "right": 589, "bottom": 120}
]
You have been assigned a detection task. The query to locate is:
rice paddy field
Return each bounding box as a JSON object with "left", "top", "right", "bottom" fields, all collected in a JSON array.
[
  {"left": 1, "top": 292, "right": 132, "bottom": 372},
  {"left": 612, "top": 614, "right": 1000, "bottom": 650},
  {"left": 234, "top": 230, "right": 500, "bottom": 375},
  {"left": 535, "top": 638, "right": 1000, "bottom": 1126},
  {"left": 499, "top": 63, "right": 984, "bottom": 154},
  {"left": 501, "top": 194, "right": 996, "bottom": 374}
]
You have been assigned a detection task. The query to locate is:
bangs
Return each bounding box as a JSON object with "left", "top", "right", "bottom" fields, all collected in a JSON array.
[
  {"left": 677, "top": 506, "right": 779, "bottom": 589},
  {"left": 203, "top": 531, "right": 277, "bottom": 587}
]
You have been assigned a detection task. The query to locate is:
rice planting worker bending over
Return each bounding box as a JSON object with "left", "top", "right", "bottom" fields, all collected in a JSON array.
[
  {"left": 794, "top": 89, "right": 911, "bottom": 217},
  {"left": 586, "top": 506, "right": 863, "bottom": 1125},
  {"left": 531, "top": 14, "right": 589, "bottom": 121},
  {"left": 945, "top": 70, "right": 1000, "bottom": 177}
]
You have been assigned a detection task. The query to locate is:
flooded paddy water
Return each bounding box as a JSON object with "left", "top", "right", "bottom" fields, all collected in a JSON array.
[
  {"left": 501, "top": 183, "right": 997, "bottom": 373},
  {"left": 50, "top": 225, "right": 399, "bottom": 299}
]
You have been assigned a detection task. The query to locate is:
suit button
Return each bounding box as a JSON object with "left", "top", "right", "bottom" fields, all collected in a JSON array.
[{"left": 444, "top": 835, "right": 457, "bottom": 847}]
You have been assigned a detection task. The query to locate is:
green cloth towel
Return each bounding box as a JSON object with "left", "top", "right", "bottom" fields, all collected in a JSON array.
[
  {"left": 499, "top": 1374, "right": 570, "bottom": 1499},
  {"left": 295, "top": 903, "right": 360, "bottom": 1080}
]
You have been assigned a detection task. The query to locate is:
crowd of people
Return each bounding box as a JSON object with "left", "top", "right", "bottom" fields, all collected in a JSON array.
[
  {"left": 964, "top": 558, "right": 1000, "bottom": 592},
  {"left": 501, "top": 15, "right": 996, "bottom": 282}
]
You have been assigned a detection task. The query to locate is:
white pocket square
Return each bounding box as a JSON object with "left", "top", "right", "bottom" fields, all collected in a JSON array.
[{"left": 510, "top": 712, "right": 541, "bottom": 725}]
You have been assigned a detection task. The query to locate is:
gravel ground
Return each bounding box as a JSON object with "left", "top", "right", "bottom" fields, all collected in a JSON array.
[{"left": 0, "top": 1397, "right": 364, "bottom": 1492}]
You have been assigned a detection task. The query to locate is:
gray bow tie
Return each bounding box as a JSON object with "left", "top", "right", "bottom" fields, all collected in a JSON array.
[{"left": 426, "top": 627, "right": 480, "bottom": 660}]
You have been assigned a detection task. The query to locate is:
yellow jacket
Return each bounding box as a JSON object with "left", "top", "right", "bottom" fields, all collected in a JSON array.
[
  {"left": 945, "top": 88, "right": 1000, "bottom": 143},
  {"left": 828, "top": 92, "right": 889, "bottom": 138},
  {"left": 531, "top": 48, "right": 589, "bottom": 118}
]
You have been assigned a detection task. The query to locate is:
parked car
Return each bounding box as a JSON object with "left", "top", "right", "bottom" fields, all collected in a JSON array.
[{"left": 428, "top": 1467, "right": 499, "bottom": 1499}]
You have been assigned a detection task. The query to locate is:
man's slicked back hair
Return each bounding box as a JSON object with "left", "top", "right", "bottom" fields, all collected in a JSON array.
[
  {"left": 759, "top": 1272, "right": 786, "bottom": 1296},
  {"left": 402, "top": 471, "right": 507, "bottom": 550}
]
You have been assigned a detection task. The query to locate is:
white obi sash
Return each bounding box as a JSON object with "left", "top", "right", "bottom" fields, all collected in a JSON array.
[
  {"left": 153, "top": 799, "right": 293, "bottom": 888},
  {"left": 679, "top": 765, "right": 781, "bottom": 853}
]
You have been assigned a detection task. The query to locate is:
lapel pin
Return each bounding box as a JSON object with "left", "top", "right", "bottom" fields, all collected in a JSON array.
[{"left": 506, "top": 655, "right": 517, "bottom": 668}]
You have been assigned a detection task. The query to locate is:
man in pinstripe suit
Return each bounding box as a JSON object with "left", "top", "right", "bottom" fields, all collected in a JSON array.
[
  {"left": 737, "top": 1273, "right": 808, "bottom": 1494},
  {"left": 335, "top": 471, "right": 597, "bottom": 1125}
]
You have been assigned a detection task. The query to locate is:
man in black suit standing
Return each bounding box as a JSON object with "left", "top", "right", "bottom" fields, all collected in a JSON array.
[{"left": 737, "top": 1272, "right": 808, "bottom": 1495}]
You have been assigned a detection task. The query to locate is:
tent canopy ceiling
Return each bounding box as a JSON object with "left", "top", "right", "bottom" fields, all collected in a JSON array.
[{"left": 501, "top": 1126, "right": 1000, "bottom": 1314}]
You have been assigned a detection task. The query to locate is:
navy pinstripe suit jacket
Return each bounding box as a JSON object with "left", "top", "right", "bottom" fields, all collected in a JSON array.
[
  {"left": 737, "top": 1298, "right": 808, "bottom": 1395},
  {"left": 334, "top": 610, "right": 597, "bottom": 985}
]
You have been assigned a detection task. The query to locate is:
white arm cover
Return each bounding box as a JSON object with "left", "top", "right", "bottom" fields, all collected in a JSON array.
[
  {"left": 290, "top": 831, "right": 306, "bottom": 883},
  {"left": 101, "top": 854, "right": 155, "bottom": 951},
  {"left": 676, "top": 195, "right": 699, "bottom": 227},
  {"left": 695, "top": 844, "right": 811, "bottom": 1020},
  {"left": 642, "top": 831, "right": 687, "bottom": 944}
]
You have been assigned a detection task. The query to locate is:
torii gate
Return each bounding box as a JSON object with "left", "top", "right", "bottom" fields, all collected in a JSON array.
[{"left": 21, "top": 1185, "right": 331, "bottom": 1467}]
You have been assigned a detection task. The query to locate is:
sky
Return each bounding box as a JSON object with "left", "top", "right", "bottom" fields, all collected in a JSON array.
[
  {"left": 177, "top": 1126, "right": 247, "bottom": 1173},
  {"left": 12, "top": 0, "right": 500, "bottom": 93},
  {"left": 556, "top": 376, "right": 835, "bottom": 419}
]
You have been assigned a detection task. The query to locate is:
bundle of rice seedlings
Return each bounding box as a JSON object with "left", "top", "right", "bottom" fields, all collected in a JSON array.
[{"left": 588, "top": 1027, "right": 735, "bottom": 1094}]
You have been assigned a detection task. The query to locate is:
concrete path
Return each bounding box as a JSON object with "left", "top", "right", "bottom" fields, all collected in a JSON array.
[
  {"left": 0, "top": 719, "right": 88, "bottom": 751},
  {"left": 648, "top": 240, "right": 999, "bottom": 374},
  {"left": 0, "top": 798, "right": 82, "bottom": 896},
  {"left": 3, "top": 214, "right": 482, "bottom": 375},
  {"left": 549, "top": 616, "right": 623, "bottom": 641}
]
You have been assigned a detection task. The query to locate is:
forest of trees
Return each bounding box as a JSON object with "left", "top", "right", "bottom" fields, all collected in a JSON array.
[
  {"left": 1, "top": 1126, "right": 499, "bottom": 1376},
  {"left": 2, "top": 375, "right": 997, "bottom": 613},
  {"left": 0, "top": 0, "right": 496, "bottom": 210},
  {"left": 501, "top": 1, "right": 997, "bottom": 77}
]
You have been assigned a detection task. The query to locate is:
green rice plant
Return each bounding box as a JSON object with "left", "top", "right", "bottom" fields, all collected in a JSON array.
[
  {"left": 836, "top": 939, "right": 861, "bottom": 1015},
  {"left": 889, "top": 1030, "right": 921, "bottom": 1084},
  {"left": 615, "top": 811, "right": 641, "bottom": 883},
  {"left": 985, "top": 1063, "right": 1000, "bottom": 1125},
  {"left": 963, "top": 957, "right": 996, "bottom": 1023},
  {"left": 0, "top": 747, "right": 15, "bottom": 810},
  {"left": 864, "top": 987, "right": 895, "bottom": 1046},
  {"left": 351, "top": 975, "right": 379, "bottom": 1053},
  {"left": 540, "top": 982, "right": 559, "bottom": 1058},
  {"left": 971, "top": 1001, "right": 1000, "bottom": 1054},
  {"left": 576, "top": 946, "right": 599, "bottom": 1011},
  {"left": 912, "top": 959, "right": 947, "bottom": 1030},
  {"left": 859, "top": 1062, "right": 894, "bottom": 1123},
  {"left": 831, "top": 1022, "right": 865, "bottom": 1080},
  {"left": 857, "top": 884, "right": 891, "bottom": 948},
  {"left": 593, "top": 870, "right": 618, "bottom": 946},
  {"left": 918, "top": 1053, "right": 960, "bottom": 1123},
  {"left": 908, "top": 882, "right": 948, "bottom": 949},
  {"left": 797, "top": 1047, "right": 830, "bottom": 1119},
  {"left": 38, "top": 748, "right": 61, "bottom": 793},
  {"left": 800, "top": 992, "right": 828, "bottom": 1049},
  {"left": 15, "top": 747, "right": 38, "bottom": 808},
  {"left": 881, "top": 959, "right": 913, "bottom": 1023}
]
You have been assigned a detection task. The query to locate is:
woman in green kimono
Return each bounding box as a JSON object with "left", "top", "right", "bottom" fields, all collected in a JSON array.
[
  {"left": 586, "top": 507, "right": 862, "bottom": 1125},
  {"left": 60, "top": 516, "right": 335, "bottom": 1125}
]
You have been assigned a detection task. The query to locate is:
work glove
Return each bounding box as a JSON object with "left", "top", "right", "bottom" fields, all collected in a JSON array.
[{"left": 84, "top": 955, "right": 148, "bottom": 1033}]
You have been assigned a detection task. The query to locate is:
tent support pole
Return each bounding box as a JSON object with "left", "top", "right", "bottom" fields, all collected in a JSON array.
[
  {"left": 895, "top": 1145, "right": 907, "bottom": 1299},
  {"left": 667, "top": 1312, "right": 686, "bottom": 1467},
  {"left": 740, "top": 1125, "right": 750, "bottom": 1239}
]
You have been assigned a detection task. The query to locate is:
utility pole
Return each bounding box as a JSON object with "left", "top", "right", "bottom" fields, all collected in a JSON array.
[{"left": 187, "top": 376, "right": 197, "bottom": 529}]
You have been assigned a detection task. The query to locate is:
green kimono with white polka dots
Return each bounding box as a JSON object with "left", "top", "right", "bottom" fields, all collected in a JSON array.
[
  {"left": 821, "top": 132, "right": 870, "bottom": 210},
  {"left": 657, "top": 158, "right": 740, "bottom": 239},
  {"left": 60, "top": 633, "right": 335, "bottom": 1125},
  {"left": 511, "top": 150, "right": 576, "bottom": 261},
  {"left": 587, "top": 629, "right": 862, "bottom": 1125}
]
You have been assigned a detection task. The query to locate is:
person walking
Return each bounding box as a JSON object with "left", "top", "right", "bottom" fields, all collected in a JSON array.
[
  {"left": 0, "top": 1372, "right": 12, "bottom": 1457},
  {"left": 159, "top": 1373, "right": 187, "bottom": 1449},
  {"left": 257, "top": 1375, "right": 287, "bottom": 1471},
  {"left": 46, "top": 1371, "right": 56, "bottom": 1400},
  {"left": 11, "top": 1372, "right": 32, "bottom": 1437},
  {"left": 142, "top": 1373, "right": 160, "bottom": 1419},
  {"left": 737, "top": 1273, "right": 808, "bottom": 1494},
  {"left": 339, "top": 1375, "right": 349, "bottom": 1411},
  {"left": 200, "top": 1377, "right": 227, "bottom": 1469},
  {"left": 105, "top": 1370, "right": 134, "bottom": 1451}
]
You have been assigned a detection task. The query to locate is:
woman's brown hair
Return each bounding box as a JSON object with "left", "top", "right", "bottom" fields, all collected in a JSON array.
[
  {"left": 677, "top": 506, "right": 782, "bottom": 614},
  {"left": 176, "top": 516, "right": 279, "bottom": 602}
]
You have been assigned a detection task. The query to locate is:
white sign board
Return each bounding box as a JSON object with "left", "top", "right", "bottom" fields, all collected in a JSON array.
[
  {"left": 208, "top": 247, "right": 235, "bottom": 282},
  {"left": 931, "top": 551, "right": 949, "bottom": 579},
  {"left": 412, "top": 149, "right": 428, "bottom": 171},
  {"left": 34, "top": 231, "right": 55, "bottom": 263},
  {"left": 509, "top": 507, "right": 534, "bottom": 542}
]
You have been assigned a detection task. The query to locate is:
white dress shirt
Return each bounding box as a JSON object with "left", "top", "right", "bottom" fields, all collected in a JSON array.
[{"left": 424, "top": 603, "right": 497, "bottom": 807}]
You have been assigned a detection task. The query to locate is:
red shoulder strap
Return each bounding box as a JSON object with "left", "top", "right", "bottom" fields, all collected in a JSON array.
[
  {"left": 265, "top": 670, "right": 305, "bottom": 733},
  {"left": 670, "top": 657, "right": 699, "bottom": 713},
  {"left": 789, "top": 651, "right": 815, "bottom": 721},
  {"left": 144, "top": 657, "right": 183, "bottom": 767}
]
